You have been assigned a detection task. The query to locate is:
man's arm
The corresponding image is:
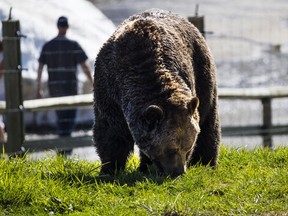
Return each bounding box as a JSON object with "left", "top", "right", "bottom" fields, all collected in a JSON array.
[
  {"left": 0, "top": 60, "right": 3, "bottom": 79},
  {"left": 36, "top": 63, "right": 44, "bottom": 98},
  {"left": 80, "top": 61, "right": 93, "bottom": 85}
]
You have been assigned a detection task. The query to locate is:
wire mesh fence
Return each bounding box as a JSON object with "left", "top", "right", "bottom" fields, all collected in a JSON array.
[
  {"left": 1, "top": 3, "right": 288, "bottom": 151},
  {"left": 204, "top": 12, "right": 288, "bottom": 148}
]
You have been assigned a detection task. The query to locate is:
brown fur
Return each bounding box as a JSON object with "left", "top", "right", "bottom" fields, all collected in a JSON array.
[{"left": 93, "top": 9, "right": 221, "bottom": 177}]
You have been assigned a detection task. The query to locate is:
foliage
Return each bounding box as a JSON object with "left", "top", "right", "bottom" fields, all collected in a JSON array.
[{"left": 0, "top": 146, "right": 287, "bottom": 215}]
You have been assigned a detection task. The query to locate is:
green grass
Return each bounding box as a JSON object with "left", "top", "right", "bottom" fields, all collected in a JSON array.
[{"left": 0, "top": 146, "right": 287, "bottom": 215}]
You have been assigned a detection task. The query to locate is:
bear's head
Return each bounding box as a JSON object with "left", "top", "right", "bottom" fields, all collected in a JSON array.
[{"left": 136, "top": 97, "right": 200, "bottom": 177}]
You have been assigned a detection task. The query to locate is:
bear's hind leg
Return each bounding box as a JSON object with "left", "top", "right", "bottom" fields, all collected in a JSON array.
[{"left": 94, "top": 117, "right": 134, "bottom": 175}]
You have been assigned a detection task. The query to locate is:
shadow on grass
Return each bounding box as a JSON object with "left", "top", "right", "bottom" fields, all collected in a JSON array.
[
  {"left": 42, "top": 164, "right": 169, "bottom": 187},
  {"left": 95, "top": 169, "right": 169, "bottom": 186}
]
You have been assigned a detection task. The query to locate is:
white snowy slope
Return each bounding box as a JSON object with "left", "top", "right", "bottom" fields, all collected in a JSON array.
[
  {"left": 0, "top": 0, "right": 115, "bottom": 75},
  {"left": 0, "top": 0, "right": 115, "bottom": 125}
]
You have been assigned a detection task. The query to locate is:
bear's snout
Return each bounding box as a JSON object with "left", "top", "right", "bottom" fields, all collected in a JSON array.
[
  {"left": 159, "top": 153, "right": 187, "bottom": 177},
  {"left": 168, "top": 164, "right": 186, "bottom": 178},
  {"left": 154, "top": 161, "right": 186, "bottom": 177}
]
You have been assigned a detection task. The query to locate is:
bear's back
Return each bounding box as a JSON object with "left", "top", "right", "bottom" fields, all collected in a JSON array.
[{"left": 95, "top": 9, "right": 215, "bottom": 121}]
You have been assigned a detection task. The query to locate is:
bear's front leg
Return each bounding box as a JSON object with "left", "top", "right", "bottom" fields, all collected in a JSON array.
[
  {"left": 189, "top": 102, "right": 221, "bottom": 167},
  {"left": 94, "top": 116, "right": 134, "bottom": 175},
  {"left": 138, "top": 151, "right": 153, "bottom": 173}
]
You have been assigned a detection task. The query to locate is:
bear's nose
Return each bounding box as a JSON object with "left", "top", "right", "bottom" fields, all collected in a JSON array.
[
  {"left": 170, "top": 165, "right": 186, "bottom": 177},
  {"left": 170, "top": 170, "right": 185, "bottom": 178}
]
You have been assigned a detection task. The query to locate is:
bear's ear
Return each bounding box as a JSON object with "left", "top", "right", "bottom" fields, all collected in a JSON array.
[
  {"left": 142, "top": 105, "right": 163, "bottom": 130},
  {"left": 188, "top": 97, "right": 199, "bottom": 115}
]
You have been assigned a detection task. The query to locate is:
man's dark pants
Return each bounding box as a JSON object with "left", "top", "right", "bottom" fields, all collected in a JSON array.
[{"left": 49, "top": 82, "right": 77, "bottom": 155}]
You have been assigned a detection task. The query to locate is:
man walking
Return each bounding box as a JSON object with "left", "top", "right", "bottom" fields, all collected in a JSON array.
[{"left": 37, "top": 16, "right": 93, "bottom": 154}]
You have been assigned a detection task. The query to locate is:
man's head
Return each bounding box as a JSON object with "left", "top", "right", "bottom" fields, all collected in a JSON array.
[
  {"left": 57, "top": 16, "right": 69, "bottom": 35},
  {"left": 57, "top": 16, "right": 69, "bottom": 28}
]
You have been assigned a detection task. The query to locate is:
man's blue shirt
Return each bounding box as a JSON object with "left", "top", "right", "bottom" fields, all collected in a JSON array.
[{"left": 39, "top": 35, "right": 88, "bottom": 96}]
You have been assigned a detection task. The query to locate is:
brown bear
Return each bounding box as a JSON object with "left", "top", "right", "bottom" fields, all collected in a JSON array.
[{"left": 93, "top": 9, "right": 221, "bottom": 177}]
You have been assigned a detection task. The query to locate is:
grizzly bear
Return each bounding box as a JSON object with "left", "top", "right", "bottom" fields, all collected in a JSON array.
[{"left": 93, "top": 9, "right": 221, "bottom": 177}]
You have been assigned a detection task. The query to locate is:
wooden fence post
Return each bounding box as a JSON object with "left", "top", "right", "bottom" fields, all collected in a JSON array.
[
  {"left": 188, "top": 4, "right": 205, "bottom": 37},
  {"left": 1, "top": 19, "right": 24, "bottom": 155},
  {"left": 262, "top": 98, "right": 272, "bottom": 148}
]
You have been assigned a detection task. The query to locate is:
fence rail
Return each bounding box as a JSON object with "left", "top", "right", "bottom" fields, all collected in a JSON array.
[
  {"left": 0, "top": 94, "right": 95, "bottom": 154},
  {"left": 1, "top": 87, "right": 288, "bottom": 155},
  {"left": 0, "top": 94, "right": 93, "bottom": 113},
  {"left": 219, "top": 87, "right": 288, "bottom": 99},
  {"left": 219, "top": 87, "right": 288, "bottom": 148}
]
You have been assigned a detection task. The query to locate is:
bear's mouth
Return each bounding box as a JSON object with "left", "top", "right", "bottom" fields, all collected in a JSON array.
[
  {"left": 153, "top": 159, "right": 186, "bottom": 177},
  {"left": 151, "top": 160, "right": 163, "bottom": 173}
]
